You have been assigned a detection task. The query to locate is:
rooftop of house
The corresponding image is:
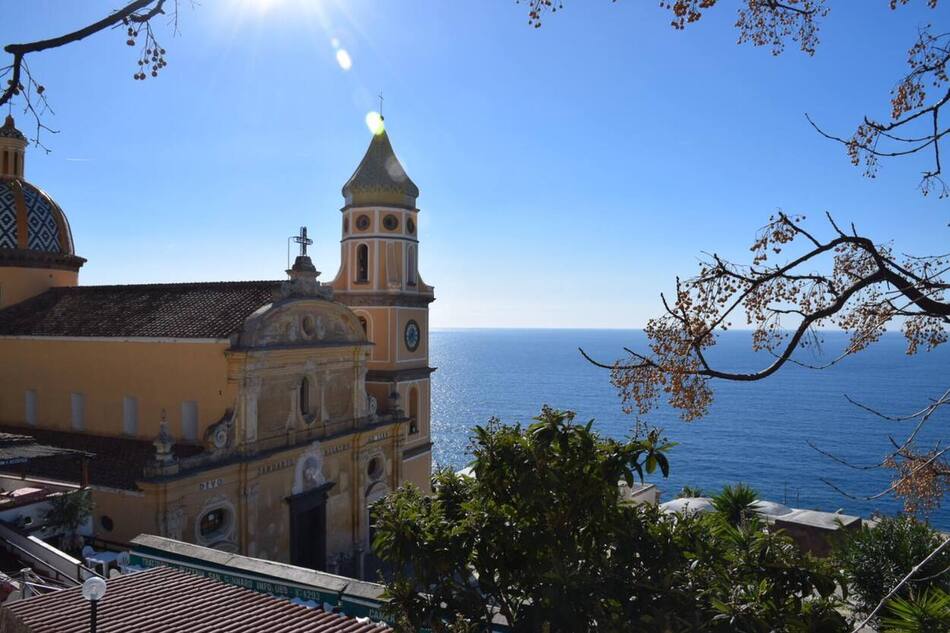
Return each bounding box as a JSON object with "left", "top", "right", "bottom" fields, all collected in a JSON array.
[
  {"left": 0, "top": 425, "right": 203, "bottom": 491},
  {"left": 0, "top": 281, "right": 282, "bottom": 339},
  {"left": 0, "top": 566, "right": 393, "bottom": 633}
]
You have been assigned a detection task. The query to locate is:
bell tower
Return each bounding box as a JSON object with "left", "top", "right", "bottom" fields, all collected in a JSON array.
[{"left": 330, "top": 122, "right": 434, "bottom": 491}]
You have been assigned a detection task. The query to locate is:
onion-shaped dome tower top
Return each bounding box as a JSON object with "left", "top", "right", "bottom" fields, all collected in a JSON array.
[
  {"left": 0, "top": 115, "right": 83, "bottom": 269},
  {"left": 341, "top": 126, "right": 418, "bottom": 209}
]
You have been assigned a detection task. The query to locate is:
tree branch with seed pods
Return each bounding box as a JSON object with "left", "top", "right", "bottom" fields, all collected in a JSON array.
[
  {"left": 526, "top": 0, "right": 948, "bottom": 197},
  {"left": 0, "top": 0, "right": 180, "bottom": 148},
  {"left": 582, "top": 212, "right": 949, "bottom": 514}
]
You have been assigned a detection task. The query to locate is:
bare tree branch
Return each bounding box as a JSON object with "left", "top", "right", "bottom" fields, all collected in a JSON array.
[{"left": 1, "top": 0, "right": 176, "bottom": 145}]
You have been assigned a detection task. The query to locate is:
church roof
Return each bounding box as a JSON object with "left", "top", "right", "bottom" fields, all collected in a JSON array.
[
  {"left": 342, "top": 128, "right": 419, "bottom": 209},
  {"left": 0, "top": 281, "right": 280, "bottom": 339}
]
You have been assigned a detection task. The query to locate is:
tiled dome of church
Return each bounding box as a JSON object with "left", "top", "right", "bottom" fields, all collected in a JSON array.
[
  {"left": 0, "top": 179, "right": 75, "bottom": 254},
  {"left": 0, "top": 116, "right": 77, "bottom": 256}
]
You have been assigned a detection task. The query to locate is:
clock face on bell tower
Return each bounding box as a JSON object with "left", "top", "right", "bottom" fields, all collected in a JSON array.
[{"left": 404, "top": 320, "right": 420, "bottom": 352}]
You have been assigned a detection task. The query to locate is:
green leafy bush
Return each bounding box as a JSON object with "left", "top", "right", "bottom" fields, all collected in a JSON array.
[
  {"left": 373, "top": 408, "right": 848, "bottom": 632},
  {"left": 711, "top": 483, "right": 758, "bottom": 527},
  {"left": 836, "top": 515, "right": 950, "bottom": 619},
  {"left": 881, "top": 588, "right": 950, "bottom": 633},
  {"left": 676, "top": 485, "right": 704, "bottom": 498}
]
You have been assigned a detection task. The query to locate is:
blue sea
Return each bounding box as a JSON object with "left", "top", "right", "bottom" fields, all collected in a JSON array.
[{"left": 429, "top": 329, "right": 949, "bottom": 529}]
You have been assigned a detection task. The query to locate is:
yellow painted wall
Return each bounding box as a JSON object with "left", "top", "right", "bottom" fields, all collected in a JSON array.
[
  {"left": 0, "top": 339, "right": 234, "bottom": 441},
  {"left": 0, "top": 268, "right": 77, "bottom": 309},
  {"left": 403, "top": 453, "right": 432, "bottom": 494},
  {"left": 91, "top": 488, "right": 156, "bottom": 545}
]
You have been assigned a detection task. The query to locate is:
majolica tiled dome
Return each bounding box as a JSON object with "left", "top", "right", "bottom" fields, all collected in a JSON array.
[
  {"left": 0, "top": 179, "right": 76, "bottom": 254},
  {"left": 0, "top": 115, "right": 82, "bottom": 269}
]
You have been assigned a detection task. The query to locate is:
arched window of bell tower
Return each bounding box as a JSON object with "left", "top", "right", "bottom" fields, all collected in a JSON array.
[
  {"left": 408, "top": 387, "right": 419, "bottom": 435},
  {"left": 407, "top": 245, "right": 417, "bottom": 287},
  {"left": 356, "top": 243, "right": 369, "bottom": 283}
]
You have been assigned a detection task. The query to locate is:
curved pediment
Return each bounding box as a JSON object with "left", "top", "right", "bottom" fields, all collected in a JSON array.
[{"left": 237, "top": 298, "right": 367, "bottom": 349}]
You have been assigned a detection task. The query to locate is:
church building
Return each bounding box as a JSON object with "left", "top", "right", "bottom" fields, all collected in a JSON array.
[{"left": 0, "top": 114, "right": 434, "bottom": 573}]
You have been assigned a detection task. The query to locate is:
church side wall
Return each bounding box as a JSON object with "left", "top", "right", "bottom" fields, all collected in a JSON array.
[
  {"left": 0, "top": 338, "right": 234, "bottom": 441},
  {"left": 0, "top": 268, "right": 77, "bottom": 309}
]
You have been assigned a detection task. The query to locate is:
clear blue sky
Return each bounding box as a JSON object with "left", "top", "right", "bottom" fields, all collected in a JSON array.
[{"left": 2, "top": 1, "right": 947, "bottom": 328}]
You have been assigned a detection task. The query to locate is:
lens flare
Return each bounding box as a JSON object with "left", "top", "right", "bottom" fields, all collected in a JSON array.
[
  {"left": 335, "top": 49, "right": 352, "bottom": 71},
  {"left": 365, "top": 111, "right": 385, "bottom": 135}
]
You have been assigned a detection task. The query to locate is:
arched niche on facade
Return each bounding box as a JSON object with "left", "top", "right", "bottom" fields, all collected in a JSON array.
[{"left": 292, "top": 441, "right": 327, "bottom": 496}]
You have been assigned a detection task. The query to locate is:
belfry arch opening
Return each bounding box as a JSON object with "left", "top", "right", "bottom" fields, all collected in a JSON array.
[
  {"left": 408, "top": 387, "right": 419, "bottom": 435},
  {"left": 356, "top": 244, "right": 369, "bottom": 283}
]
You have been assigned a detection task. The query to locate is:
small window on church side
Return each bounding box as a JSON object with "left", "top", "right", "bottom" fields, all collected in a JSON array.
[
  {"left": 123, "top": 395, "right": 139, "bottom": 436},
  {"left": 70, "top": 393, "right": 85, "bottom": 431},
  {"left": 181, "top": 401, "right": 198, "bottom": 441},
  {"left": 358, "top": 316, "right": 368, "bottom": 335},
  {"left": 356, "top": 244, "right": 369, "bottom": 283},
  {"left": 24, "top": 390, "right": 37, "bottom": 426}
]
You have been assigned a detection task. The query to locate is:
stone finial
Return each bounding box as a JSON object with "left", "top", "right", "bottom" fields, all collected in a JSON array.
[
  {"left": 153, "top": 410, "right": 176, "bottom": 465},
  {"left": 388, "top": 390, "right": 403, "bottom": 418}
]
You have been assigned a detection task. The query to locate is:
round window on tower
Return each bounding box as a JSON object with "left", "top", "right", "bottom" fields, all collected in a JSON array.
[
  {"left": 356, "top": 214, "right": 371, "bottom": 231},
  {"left": 407, "top": 217, "right": 416, "bottom": 235},
  {"left": 383, "top": 214, "right": 399, "bottom": 231}
]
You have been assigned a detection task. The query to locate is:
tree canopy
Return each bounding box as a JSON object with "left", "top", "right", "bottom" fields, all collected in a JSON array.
[
  {"left": 583, "top": 212, "right": 948, "bottom": 516},
  {"left": 372, "top": 407, "right": 847, "bottom": 632}
]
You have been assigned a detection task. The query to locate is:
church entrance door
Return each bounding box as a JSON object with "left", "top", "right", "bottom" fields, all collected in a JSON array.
[{"left": 286, "top": 482, "right": 334, "bottom": 571}]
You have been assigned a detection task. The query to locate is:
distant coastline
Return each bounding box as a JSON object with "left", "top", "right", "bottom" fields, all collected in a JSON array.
[{"left": 429, "top": 329, "right": 949, "bottom": 528}]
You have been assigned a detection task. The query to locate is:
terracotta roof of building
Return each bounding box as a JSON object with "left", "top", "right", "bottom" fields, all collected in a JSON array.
[
  {"left": 0, "top": 424, "right": 203, "bottom": 491},
  {"left": 0, "top": 281, "right": 281, "bottom": 339},
  {"left": 1, "top": 566, "right": 393, "bottom": 633}
]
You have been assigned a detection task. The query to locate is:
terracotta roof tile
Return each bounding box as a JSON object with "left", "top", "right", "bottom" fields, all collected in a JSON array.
[
  {"left": 0, "top": 281, "right": 281, "bottom": 339},
  {"left": 1, "top": 566, "right": 393, "bottom": 633}
]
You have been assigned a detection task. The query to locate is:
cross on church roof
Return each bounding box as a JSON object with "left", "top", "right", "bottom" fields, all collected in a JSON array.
[
  {"left": 293, "top": 226, "right": 313, "bottom": 257},
  {"left": 378, "top": 92, "right": 384, "bottom": 119}
]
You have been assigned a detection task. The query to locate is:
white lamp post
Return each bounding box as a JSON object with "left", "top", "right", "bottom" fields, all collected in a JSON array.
[{"left": 81, "top": 576, "right": 106, "bottom": 633}]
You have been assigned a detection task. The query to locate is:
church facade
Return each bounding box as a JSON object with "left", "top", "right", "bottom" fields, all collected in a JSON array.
[{"left": 0, "top": 115, "right": 434, "bottom": 573}]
